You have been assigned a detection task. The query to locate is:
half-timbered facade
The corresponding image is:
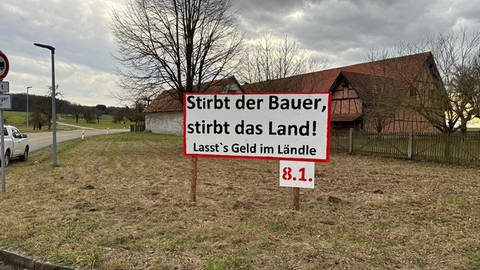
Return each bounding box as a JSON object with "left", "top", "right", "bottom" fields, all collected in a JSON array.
[{"left": 242, "top": 52, "right": 442, "bottom": 133}]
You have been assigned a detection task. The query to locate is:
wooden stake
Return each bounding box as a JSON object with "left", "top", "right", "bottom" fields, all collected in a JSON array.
[
  {"left": 293, "top": 187, "right": 300, "bottom": 210},
  {"left": 191, "top": 156, "right": 197, "bottom": 202}
]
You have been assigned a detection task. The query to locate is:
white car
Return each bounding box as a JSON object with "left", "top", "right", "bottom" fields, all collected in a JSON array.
[{"left": 2, "top": 125, "right": 29, "bottom": 166}]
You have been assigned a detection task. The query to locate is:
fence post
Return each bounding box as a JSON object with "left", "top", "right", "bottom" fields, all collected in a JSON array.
[
  {"left": 348, "top": 128, "right": 354, "bottom": 154},
  {"left": 407, "top": 131, "right": 413, "bottom": 159}
]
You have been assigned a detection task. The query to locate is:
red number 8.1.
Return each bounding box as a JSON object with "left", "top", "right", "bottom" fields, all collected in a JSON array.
[{"left": 282, "top": 167, "right": 307, "bottom": 181}]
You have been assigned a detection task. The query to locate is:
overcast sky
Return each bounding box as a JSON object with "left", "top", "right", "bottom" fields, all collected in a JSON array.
[{"left": 1, "top": 0, "right": 479, "bottom": 107}]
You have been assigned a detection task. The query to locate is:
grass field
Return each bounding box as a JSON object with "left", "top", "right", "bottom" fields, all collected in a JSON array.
[
  {"left": 3, "top": 111, "right": 127, "bottom": 132},
  {"left": 58, "top": 115, "right": 129, "bottom": 130},
  {"left": 0, "top": 133, "right": 479, "bottom": 269}
]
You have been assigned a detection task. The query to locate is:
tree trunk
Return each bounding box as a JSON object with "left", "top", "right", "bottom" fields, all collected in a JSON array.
[{"left": 460, "top": 118, "right": 468, "bottom": 134}]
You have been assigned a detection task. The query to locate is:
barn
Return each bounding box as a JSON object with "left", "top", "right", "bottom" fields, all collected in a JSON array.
[
  {"left": 145, "top": 52, "right": 442, "bottom": 134},
  {"left": 242, "top": 52, "right": 441, "bottom": 133},
  {"left": 144, "top": 76, "right": 243, "bottom": 134}
]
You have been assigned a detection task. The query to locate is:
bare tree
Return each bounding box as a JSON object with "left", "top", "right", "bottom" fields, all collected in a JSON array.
[
  {"left": 45, "top": 85, "right": 62, "bottom": 130},
  {"left": 72, "top": 104, "right": 83, "bottom": 124},
  {"left": 348, "top": 73, "right": 406, "bottom": 133},
  {"left": 31, "top": 101, "right": 48, "bottom": 130},
  {"left": 450, "top": 63, "right": 480, "bottom": 132},
  {"left": 350, "top": 50, "right": 407, "bottom": 133},
  {"left": 397, "top": 29, "right": 480, "bottom": 133},
  {"left": 112, "top": 0, "right": 242, "bottom": 103},
  {"left": 238, "top": 34, "right": 325, "bottom": 83}
]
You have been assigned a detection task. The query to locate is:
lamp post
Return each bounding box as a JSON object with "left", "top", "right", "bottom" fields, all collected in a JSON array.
[
  {"left": 26, "top": 86, "right": 32, "bottom": 129},
  {"left": 34, "top": 42, "right": 57, "bottom": 166}
]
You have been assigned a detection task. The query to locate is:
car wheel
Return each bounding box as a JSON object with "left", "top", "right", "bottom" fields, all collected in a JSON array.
[
  {"left": 3, "top": 151, "right": 9, "bottom": 167},
  {"left": 20, "top": 147, "right": 29, "bottom": 161}
]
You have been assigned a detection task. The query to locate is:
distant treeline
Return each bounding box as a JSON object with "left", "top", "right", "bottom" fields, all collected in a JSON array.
[
  {"left": 10, "top": 93, "right": 122, "bottom": 115},
  {"left": 9, "top": 93, "right": 144, "bottom": 130}
]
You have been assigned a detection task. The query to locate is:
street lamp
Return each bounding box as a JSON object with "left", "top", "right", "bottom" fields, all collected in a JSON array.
[
  {"left": 26, "top": 86, "right": 31, "bottom": 129},
  {"left": 34, "top": 42, "right": 57, "bottom": 166}
]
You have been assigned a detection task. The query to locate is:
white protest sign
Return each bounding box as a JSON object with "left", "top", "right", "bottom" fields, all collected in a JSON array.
[
  {"left": 279, "top": 160, "right": 315, "bottom": 189},
  {"left": 184, "top": 93, "right": 331, "bottom": 161}
]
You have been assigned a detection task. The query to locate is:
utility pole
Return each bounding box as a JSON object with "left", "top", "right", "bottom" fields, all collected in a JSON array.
[{"left": 26, "top": 86, "right": 32, "bottom": 129}]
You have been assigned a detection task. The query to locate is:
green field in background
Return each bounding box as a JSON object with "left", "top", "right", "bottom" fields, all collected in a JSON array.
[{"left": 3, "top": 111, "right": 128, "bottom": 132}]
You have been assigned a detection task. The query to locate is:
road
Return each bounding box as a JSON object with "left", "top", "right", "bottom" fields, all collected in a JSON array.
[{"left": 27, "top": 128, "right": 129, "bottom": 152}]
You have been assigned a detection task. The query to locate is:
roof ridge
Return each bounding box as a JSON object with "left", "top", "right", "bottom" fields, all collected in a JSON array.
[
  {"left": 339, "top": 70, "right": 401, "bottom": 81},
  {"left": 243, "top": 51, "right": 432, "bottom": 86}
]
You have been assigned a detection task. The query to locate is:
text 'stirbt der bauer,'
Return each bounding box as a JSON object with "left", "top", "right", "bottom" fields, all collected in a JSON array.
[{"left": 184, "top": 93, "right": 331, "bottom": 162}]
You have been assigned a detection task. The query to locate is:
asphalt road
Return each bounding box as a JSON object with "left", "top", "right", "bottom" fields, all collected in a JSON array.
[{"left": 27, "top": 128, "right": 129, "bottom": 152}]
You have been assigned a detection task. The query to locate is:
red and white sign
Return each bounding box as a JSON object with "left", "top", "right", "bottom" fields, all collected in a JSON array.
[
  {"left": 0, "top": 51, "right": 9, "bottom": 81},
  {"left": 279, "top": 160, "right": 315, "bottom": 189},
  {"left": 184, "top": 93, "right": 331, "bottom": 162}
]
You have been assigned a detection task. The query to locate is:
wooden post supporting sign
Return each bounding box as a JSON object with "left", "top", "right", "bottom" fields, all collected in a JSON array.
[
  {"left": 184, "top": 93, "right": 331, "bottom": 208},
  {"left": 280, "top": 160, "right": 315, "bottom": 211},
  {"left": 191, "top": 156, "right": 197, "bottom": 202},
  {"left": 293, "top": 187, "right": 300, "bottom": 211}
]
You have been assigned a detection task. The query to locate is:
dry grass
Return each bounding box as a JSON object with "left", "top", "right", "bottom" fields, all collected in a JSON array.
[{"left": 0, "top": 133, "right": 479, "bottom": 269}]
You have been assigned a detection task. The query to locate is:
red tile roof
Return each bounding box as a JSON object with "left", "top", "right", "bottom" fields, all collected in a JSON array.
[
  {"left": 241, "top": 52, "right": 433, "bottom": 93},
  {"left": 332, "top": 71, "right": 410, "bottom": 95},
  {"left": 145, "top": 53, "right": 433, "bottom": 114},
  {"left": 144, "top": 90, "right": 182, "bottom": 113},
  {"left": 145, "top": 76, "right": 241, "bottom": 113},
  {"left": 331, "top": 113, "right": 363, "bottom": 122}
]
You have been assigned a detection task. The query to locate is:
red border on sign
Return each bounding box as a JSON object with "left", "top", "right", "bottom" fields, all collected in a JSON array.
[
  {"left": 0, "top": 51, "right": 10, "bottom": 81},
  {"left": 183, "top": 92, "right": 332, "bottom": 162}
]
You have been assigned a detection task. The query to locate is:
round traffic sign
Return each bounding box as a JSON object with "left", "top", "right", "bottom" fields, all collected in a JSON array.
[{"left": 0, "top": 51, "right": 9, "bottom": 80}]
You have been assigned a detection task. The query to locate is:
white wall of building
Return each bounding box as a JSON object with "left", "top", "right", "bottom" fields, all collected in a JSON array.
[
  {"left": 145, "top": 112, "right": 183, "bottom": 135},
  {"left": 145, "top": 81, "right": 242, "bottom": 134}
]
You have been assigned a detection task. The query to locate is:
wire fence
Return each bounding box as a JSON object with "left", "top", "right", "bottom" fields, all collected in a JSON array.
[{"left": 331, "top": 129, "right": 480, "bottom": 165}]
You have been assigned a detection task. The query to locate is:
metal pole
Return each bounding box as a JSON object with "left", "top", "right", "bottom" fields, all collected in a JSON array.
[
  {"left": 26, "top": 86, "right": 31, "bottom": 129},
  {"left": 51, "top": 50, "right": 57, "bottom": 166},
  {"left": 34, "top": 43, "right": 57, "bottom": 166},
  {"left": 1, "top": 110, "right": 5, "bottom": 192}
]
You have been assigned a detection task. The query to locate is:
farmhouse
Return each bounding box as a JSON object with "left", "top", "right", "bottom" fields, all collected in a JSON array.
[
  {"left": 144, "top": 76, "right": 243, "bottom": 134},
  {"left": 145, "top": 52, "right": 442, "bottom": 134},
  {"left": 243, "top": 52, "right": 441, "bottom": 133}
]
